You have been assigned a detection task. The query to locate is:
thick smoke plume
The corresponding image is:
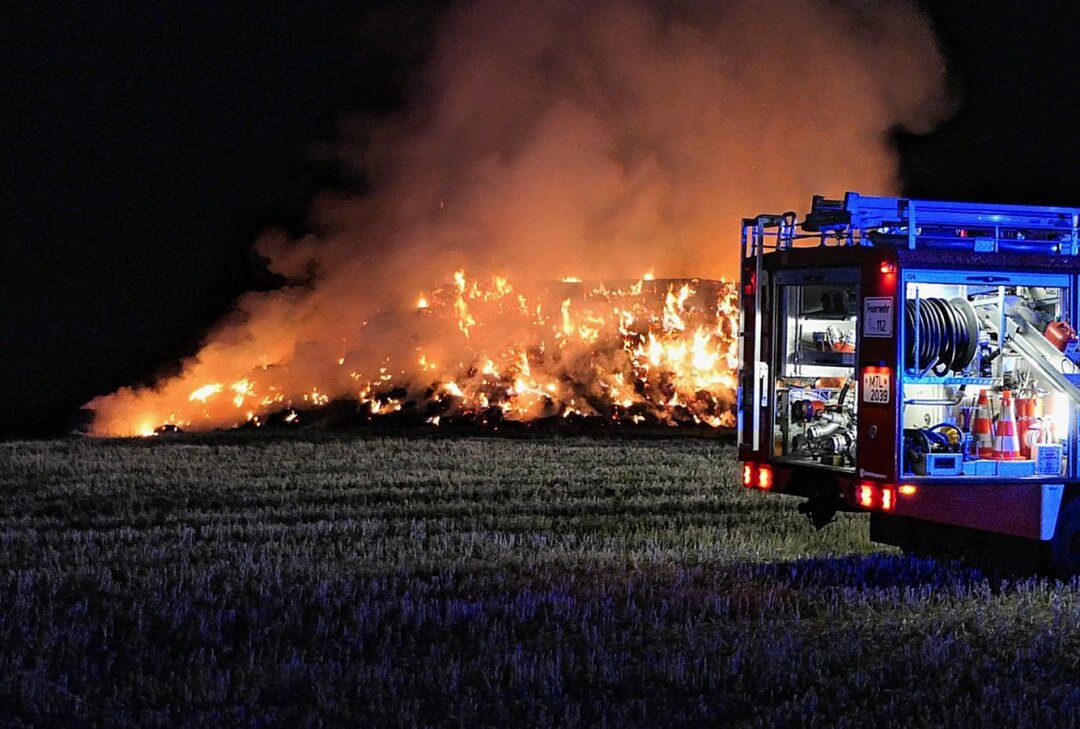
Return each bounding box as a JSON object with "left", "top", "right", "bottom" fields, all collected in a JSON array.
[{"left": 89, "top": 0, "right": 949, "bottom": 436}]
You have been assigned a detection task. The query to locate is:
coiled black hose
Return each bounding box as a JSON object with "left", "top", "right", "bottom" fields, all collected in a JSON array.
[{"left": 904, "top": 297, "right": 978, "bottom": 375}]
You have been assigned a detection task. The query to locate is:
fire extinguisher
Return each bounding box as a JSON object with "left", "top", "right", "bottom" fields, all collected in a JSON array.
[{"left": 1016, "top": 391, "right": 1038, "bottom": 458}]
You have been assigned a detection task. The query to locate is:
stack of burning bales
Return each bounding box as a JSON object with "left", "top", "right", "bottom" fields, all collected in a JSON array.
[{"left": 131, "top": 274, "right": 740, "bottom": 438}]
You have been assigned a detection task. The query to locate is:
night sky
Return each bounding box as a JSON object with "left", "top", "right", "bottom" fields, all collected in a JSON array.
[{"left": 4, "top": 1, "right": 1080, "bottom": 439}]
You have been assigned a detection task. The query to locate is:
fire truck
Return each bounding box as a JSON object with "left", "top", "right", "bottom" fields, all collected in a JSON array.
[{"left": 738, "top": 192, "right": 1080, "bottom": 575}]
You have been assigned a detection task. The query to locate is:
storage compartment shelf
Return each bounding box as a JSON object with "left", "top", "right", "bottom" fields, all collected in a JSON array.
[
  {"left": 797, "top": 351, "right": 855, "bottom": 367},
  {"left": 798, "top": 313, "right": 855, "bottom": 321},
  {"left": 903, "top": 375, "right": 995, "bottom": 386}
]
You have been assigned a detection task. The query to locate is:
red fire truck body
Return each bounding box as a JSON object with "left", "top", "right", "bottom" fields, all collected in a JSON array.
[{"left": 738, "top": 193, "right": 1080, "bottom": 573}]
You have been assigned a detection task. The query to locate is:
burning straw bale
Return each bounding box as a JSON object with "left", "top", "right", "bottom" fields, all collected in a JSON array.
[{"left": 90, "top": 274, "right": 740, "bottom": 437}]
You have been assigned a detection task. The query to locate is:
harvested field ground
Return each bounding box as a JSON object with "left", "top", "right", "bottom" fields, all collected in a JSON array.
[{"left": 3, "top": 434, "right": 1080, "bottom": 727}]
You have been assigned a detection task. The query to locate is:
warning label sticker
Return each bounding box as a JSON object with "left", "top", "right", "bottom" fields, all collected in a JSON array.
[
  {"left": 863, "top": 297, "right": 893, "bottom": 338},
  {"left": 862, "top": 370, "right": 890, "bottom": 404}
]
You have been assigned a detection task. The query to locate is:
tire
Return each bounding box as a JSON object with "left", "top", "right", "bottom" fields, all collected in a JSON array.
[{"left": 1047, "top": 497, "right": 1080, "bottom": 578}]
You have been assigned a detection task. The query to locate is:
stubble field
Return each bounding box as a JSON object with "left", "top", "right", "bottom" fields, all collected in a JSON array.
[{"left": 3, "top": 434, "right": 1080, "bottom": 727}]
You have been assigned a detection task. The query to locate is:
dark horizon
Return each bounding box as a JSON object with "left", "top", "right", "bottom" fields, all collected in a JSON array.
[{"left": 5, "top": 0, "right": 1080, "bottom": 439}]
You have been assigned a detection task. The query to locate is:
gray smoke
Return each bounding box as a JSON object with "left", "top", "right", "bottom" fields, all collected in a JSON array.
[{"left": 89, "top": 0, "right": 950, "bottom": 435}]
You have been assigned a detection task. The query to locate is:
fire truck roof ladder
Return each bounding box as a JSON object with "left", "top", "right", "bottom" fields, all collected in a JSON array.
[{"left": 745, "top": 192, "right": 1080, "bottom": 256}]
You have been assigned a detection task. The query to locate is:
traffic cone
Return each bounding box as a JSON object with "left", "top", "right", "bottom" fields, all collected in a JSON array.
[
  {"left": 1016, "top": 394, "right": 1037, "bottom": 458},
  {"left": 994, "top": 389, "right": 1021, "bottom": 460},
  {"left": 972, "top": 390, "right": 995, "bottom": 459}
]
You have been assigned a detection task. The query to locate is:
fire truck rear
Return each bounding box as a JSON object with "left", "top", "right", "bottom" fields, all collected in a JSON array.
[{"left": 738, "top": 192, "right": 1080, "bottom": 575}]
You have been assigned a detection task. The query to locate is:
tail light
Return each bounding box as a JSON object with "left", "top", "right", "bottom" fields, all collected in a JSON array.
[
  {"left": 856, "top": 482, "right": 903, "bottom": 510},
  {"left": 858, "top": 483, "right": 874, "bottom": 508},
  {"left": 742, "top": 463, "right": 773, "bottom": 490}
]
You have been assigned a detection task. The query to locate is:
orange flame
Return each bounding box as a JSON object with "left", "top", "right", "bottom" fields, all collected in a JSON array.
[{"left": 89, "top": 270, "right": 739, "bottom": 436}]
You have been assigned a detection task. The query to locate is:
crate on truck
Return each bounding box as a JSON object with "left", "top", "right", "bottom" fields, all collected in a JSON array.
[{"left": 738, "top": 192, "right": 1080, "bottom": 574}]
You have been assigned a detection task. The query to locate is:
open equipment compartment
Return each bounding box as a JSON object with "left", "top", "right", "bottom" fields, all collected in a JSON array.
[
  {"left": 773, "top": 270, "right": 859, "bottom": 471},
  {"left": 899, "top": 270, "right": 1075, "bottom": 481}
]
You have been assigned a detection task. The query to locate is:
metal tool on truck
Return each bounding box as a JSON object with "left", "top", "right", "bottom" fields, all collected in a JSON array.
[{"left": 738, "top": 192, "right": 1080, "bottom": 574}]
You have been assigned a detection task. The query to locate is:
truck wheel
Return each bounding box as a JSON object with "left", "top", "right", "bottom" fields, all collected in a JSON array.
[{"left": 1047, "top": 498, "right": 1080, "bottom": 578}]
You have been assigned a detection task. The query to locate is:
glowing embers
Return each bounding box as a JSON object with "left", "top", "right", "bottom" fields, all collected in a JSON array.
[
  {"left": 347, "top": 270, "right": 740, "bottom": 429},
  {"left": 112, "top": 269, "right": 740, "bottom": 436}
]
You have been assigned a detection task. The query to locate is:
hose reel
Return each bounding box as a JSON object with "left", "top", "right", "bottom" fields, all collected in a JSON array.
[{"left": 904, "top": 297, "right": 979, "bottom": 375}]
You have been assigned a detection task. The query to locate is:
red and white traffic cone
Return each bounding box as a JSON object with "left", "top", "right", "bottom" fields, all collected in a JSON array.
[
  {"left": 994, "top": 389, "right": 1021, "bottom": 460},
  {"left": 972, "top": 389, "right": 995, "bottom": 459}
]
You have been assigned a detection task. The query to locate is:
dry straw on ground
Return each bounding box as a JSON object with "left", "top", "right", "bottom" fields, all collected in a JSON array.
[{"left": 2, "top": 434, "right": 1079, "bottom": 727}]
